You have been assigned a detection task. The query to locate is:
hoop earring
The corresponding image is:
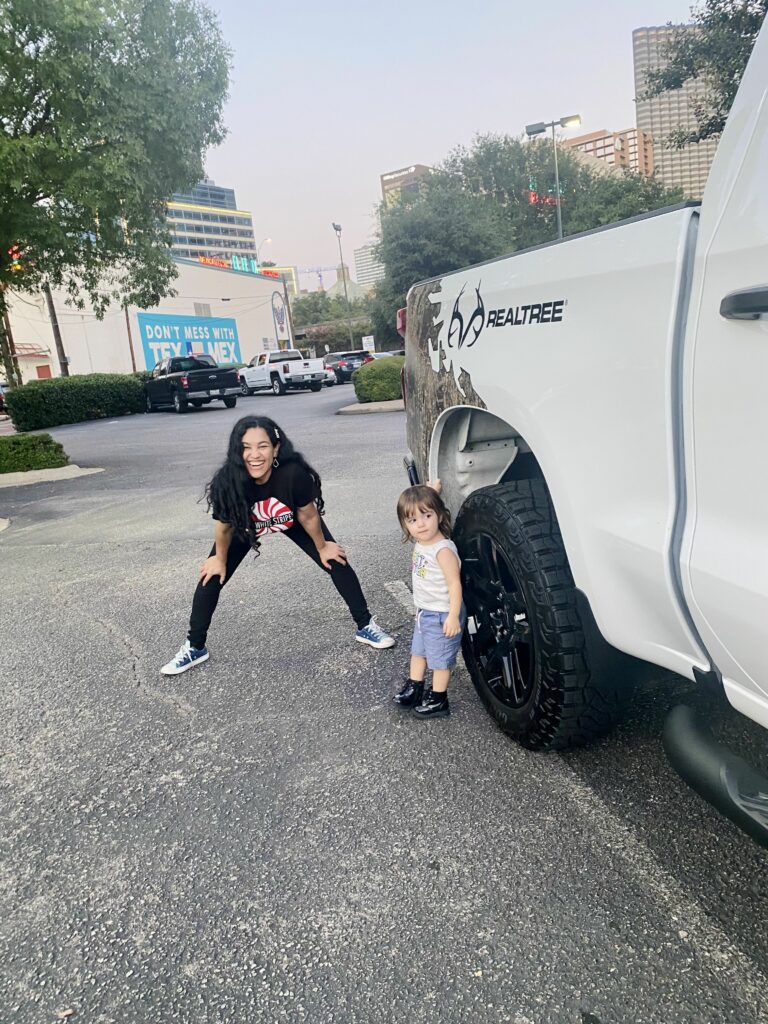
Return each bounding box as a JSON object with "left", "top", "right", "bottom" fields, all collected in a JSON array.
[{"left": 273, "top": 457, "right": 280, "bottom": 468}]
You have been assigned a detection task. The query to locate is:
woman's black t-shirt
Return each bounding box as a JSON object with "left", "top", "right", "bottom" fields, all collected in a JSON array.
[{"left": 213, "top": 461, "right": 317, "bottom": 536}]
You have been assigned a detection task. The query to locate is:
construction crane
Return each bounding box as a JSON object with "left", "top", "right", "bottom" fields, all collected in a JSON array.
[{"left": 299, "top": 266, "right": 337, "bottom": 291}]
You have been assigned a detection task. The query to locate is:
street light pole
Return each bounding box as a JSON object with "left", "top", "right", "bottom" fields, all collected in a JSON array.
[
  {"left": 332, "top": 222, "right": 355, "bottom": 348},
  {"left": 525, "top": 114, "right": 581, "bottom": 240},
  {"left": 551, "top": 122, "right": 563, "bottom": 240},
  {"left": 256, "top": 237, "right": 272, "bottom": 265}
]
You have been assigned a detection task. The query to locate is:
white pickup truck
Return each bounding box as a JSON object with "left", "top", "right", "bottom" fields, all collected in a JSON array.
[
  {"left": 239, "top": 349, "right": 325, "bottom": 396},
  {"left": 402, "top": 22, "right": 768, "bottom": 847}
]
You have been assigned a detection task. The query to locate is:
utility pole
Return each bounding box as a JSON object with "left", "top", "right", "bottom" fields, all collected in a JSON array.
[
  {"left": 0, "top": 287, "right": 22, "bottom": 387},
  {"left": 2, "top": 309, "right": 22, "bottom": 386},
  {"left": 43, "top": 282, "right": 69, "bottom": 377},
  {"left": 331, "top": 223, "right": 355, "bottom": 347},
  {"left": 282, "top": 277, "right": 296, "bottom": 346},
  {"left": 123, "top": 305, "right": 138, "bottom": 372}
]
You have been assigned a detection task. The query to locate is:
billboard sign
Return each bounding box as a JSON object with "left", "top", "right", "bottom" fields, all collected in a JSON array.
[
  {"left": 137, "top": 313, "right": 242, "bottom": 368},
  {"left": 271, "top": 291, "right": 291, "bottom": 344}
]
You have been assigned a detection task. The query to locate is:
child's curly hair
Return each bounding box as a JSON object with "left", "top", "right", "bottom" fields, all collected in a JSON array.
[{"left": 396, "top": 484, "right": 452, "bottom": 542}]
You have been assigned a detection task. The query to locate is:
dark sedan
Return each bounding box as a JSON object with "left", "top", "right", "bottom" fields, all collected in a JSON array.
[{"left": 324, "top": 350, "right": 369, "bottom": 384}]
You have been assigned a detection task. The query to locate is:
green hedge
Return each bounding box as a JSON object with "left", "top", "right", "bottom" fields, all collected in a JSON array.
[
  {"left": 0, "top": 433, "right": 69, "bottom": 474},
  {"left": 352, "top": 356, "right": 405, "bottom": 403},
  {"left": 5, "top": 373, "right": 145, "bottom": 432}
]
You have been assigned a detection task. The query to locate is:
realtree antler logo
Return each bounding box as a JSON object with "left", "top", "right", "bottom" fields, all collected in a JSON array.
[{"left": 447, "top": 283, "right": 485, "bottom": 349}]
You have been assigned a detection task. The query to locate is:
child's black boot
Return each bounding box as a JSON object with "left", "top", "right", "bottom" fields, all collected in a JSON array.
[
  {"left": 393, "top": 679, "right": 424, "bottom": 707},
  {"left": 414, "top": 689, "right": 450, "bottom": 719}
]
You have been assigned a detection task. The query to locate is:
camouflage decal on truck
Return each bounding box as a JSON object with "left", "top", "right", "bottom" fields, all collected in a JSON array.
[{"left": 405, "top": 277, "right": 487, "bottom": 481}]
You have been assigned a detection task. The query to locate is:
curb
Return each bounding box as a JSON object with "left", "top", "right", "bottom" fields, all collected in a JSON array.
[
  {"left": 336, "top": 399, "right": 404, "bottom": 416},
  {"left": 0, "top": 518, "right": 9, "bottom": 533},
  {"left": 0, "top": 465, "right": 105, "bottom": 489}
]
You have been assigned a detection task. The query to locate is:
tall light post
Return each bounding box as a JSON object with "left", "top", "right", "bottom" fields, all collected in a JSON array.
[
  {"left": 332, "top": 222, "right": 355, "bottom": 347},
  {"left": 256, "top": 236, "right": 272, "bottom": 264},
  {"left": 525, "top": 114, "right": 581, "bottom": 239}
]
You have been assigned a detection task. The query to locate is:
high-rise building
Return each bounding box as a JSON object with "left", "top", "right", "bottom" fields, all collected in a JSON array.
[
  {"left": 166, "top": 179, "right": 259, "bottom": 262},
  {"left": 354, "top": 243, "right": 385, "bottom": 289},
  {"left": 618, "top": 128, "right": 655, "bottom": 176},
  {"left": 380, "top": 164, "right": 432, "bottom": 205},
  {"left": 633, "top": 25, "right": 719, "bottom": 199},
  {"left": 565, "top": 127, "right": 654, "bottom": 175},
  {"left": 565, "top": 130, "right": 630, "bottom": 169}
]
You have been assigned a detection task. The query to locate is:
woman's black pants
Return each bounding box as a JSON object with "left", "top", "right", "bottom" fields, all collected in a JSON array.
[{"left": 187, "top": 520, "right": 371, "bottom": 648}]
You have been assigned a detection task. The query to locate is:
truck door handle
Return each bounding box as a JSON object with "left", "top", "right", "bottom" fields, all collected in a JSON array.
[{"left": 720, "top": 286, "right": 768, "bottom": 320}]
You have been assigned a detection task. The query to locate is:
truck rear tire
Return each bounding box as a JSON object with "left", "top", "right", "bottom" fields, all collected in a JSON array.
[
  {"left": 145, "top": 394, "right": 156, "bottom": 413},
  {"left": 271, "top": 375, "right": 285, "bottom": 396},
  {"left": 223, "top": 395, "right": 237, "bottom": 408},
  {"left": 173, "top": 392, "right": 188, "bottom": 414},
  {"left": 453, "top": 480, "right": 619, "bottom": 751},
  {"left": 309, "top": 382, "right": 322, "bottom": 392}
]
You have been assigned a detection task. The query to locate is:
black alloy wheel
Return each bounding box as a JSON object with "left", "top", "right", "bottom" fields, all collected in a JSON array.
[
  {"left": 173, "top": 391, "right": 188, "bottom": 414},
  {"left": 454, "top": 480, "right": 620, "bottom": 751},
  {"left": 145, "top": 393, "right": 154, "bottom": 413},
  {"left": 461, "top": 530, "right": 534, "bottom": 712},
  {"left": 240, "top": 380, "right": 251, "bottom": 396}
]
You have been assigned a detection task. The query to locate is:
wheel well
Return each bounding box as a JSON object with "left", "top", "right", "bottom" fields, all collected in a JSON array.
[{"left": 431, "top": 408, "right": 542, "bottom": 513}]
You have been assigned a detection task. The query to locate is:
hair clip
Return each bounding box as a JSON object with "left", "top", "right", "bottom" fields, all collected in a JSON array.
[{"left": 274, "top": 428, "right": 280, "bottom": 438}]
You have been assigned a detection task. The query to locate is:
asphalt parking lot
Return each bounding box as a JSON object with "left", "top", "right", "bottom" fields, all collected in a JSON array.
[{"left": 1, "top": 386, "right": 767, "bottom": 1024}]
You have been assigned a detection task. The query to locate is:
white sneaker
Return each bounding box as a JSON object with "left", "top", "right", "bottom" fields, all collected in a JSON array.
[{"left": 160, "top": 640, "right": 209, "bottom": 675}]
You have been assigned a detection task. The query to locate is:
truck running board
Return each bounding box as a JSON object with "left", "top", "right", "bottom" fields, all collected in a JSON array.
[{"left": 663, "top": 704, "right": 768, "bottom": 848}]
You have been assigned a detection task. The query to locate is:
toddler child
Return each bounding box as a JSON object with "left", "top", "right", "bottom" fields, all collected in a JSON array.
[{"left": 393, "top": 481, "right": 465, "bottom": 719}]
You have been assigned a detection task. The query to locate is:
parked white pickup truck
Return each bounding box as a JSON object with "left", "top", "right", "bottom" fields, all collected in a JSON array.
[
  {"left": 240, "top": 350, "right": 325, "bottom": 396},
  {"left": 402, "top": 22, "right": 768, "bottom": 846}
]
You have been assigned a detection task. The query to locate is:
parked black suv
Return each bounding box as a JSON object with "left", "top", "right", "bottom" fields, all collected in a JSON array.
[{"left": 324, "top": 350, "right": 368, "bottom": 384}]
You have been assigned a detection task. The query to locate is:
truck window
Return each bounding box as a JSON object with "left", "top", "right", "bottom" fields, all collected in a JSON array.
[
  {"left": 258, "top": 353, "right": 267, "bottom": 366},
  {"left": 270, "top": 351, "right": 301, "bottom": 362},
  {"left": 170, "top": 356, "right": 217, "bottom": 372}
]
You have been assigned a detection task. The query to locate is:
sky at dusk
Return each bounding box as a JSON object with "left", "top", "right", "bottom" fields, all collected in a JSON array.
[{"left": 204, "top": 0, "right": 698, "bottom": 289}]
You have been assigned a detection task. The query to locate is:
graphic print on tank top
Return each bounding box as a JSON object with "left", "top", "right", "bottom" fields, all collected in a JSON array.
[{"left": 251, "top": 497, "right": 294, "bottom": 534}]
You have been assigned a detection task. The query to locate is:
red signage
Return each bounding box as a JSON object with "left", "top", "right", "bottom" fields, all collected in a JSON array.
[
  {"left": 198, "top": 255, "right": 230, "bottom": 269},
  {"left": 258, "top": 268, "right": 280, "bottom": 279}
]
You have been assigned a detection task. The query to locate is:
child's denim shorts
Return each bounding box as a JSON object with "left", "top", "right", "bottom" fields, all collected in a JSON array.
[{"left": 411, "top": 606, "right": 466, "bottom": 669}]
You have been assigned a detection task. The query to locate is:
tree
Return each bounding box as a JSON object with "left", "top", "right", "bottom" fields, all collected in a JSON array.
[
  {"left": 372, "top": 133, "right": 682, "bottom": 336},
  {"left": 0, "top": 0, "right": 231, "bottom": 384},
  {"left": 292, "top": 289, "right": 372, "bottom": 328},
  {"left": 642, "top": 0, "right": 768, "bottom": 147},
  {"left": 371, "top": 179, "right": 516, "bottom": 340}
]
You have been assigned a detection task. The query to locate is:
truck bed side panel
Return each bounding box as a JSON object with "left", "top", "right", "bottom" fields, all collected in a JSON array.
[{"left": 406, "top": 207, "right": 705, "bottom": 678}]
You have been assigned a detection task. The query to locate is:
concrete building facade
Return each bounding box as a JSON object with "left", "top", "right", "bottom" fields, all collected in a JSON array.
[
  {"left": 354, "top": 244, "right": 385, "bottom": 289},
  {"left": 565, "top": 127, "right": 655, "bottom": 175},
  {"left": 6, "top": 258, "right": 292, "bottom": 381},
  {"left": 633, "top": 25, "right": 718, "bottom": 198},
  {"left": 166, "top": 179, "right": 259, "bottom": 262},
  {"left": 380, "top": 164, "right": 432, "bottom": 205}
]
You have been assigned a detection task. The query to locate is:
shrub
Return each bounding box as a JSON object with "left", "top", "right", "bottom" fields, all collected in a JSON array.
[
  {"left": 5, "top": 373, "right": 145, "bottom": 432},
  {"left": 352, "top": 356, "right": 405, "bottom": 403},
  {"left": 0, "top": 433, "right": 69, "bottom": 474}
]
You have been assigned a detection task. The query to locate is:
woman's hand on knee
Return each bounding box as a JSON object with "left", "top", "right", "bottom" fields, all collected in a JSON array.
[
  {"left": 200, "top": 555, "right": 227, "bottom": 586},
  {"left": 319, "top": 542, "right": 347, "bottom": 569}
]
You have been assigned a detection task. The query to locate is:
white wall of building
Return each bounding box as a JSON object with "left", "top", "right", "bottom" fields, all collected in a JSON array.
[{"left": 6, "top": 258, "right": 293, "bottom": 381}]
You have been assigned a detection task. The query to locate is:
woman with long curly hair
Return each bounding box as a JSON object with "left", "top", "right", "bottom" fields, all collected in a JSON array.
[{"left": 160, "top": 415, "right": 394, "bottom": 675}]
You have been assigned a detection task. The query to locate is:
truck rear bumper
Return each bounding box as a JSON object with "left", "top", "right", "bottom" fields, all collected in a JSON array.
[
  {"left": 663, "top": 704, "right": 768, "bottom": 848},
  {"left": 186, "top": 387, "right": 240, "bottom": 399}
]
